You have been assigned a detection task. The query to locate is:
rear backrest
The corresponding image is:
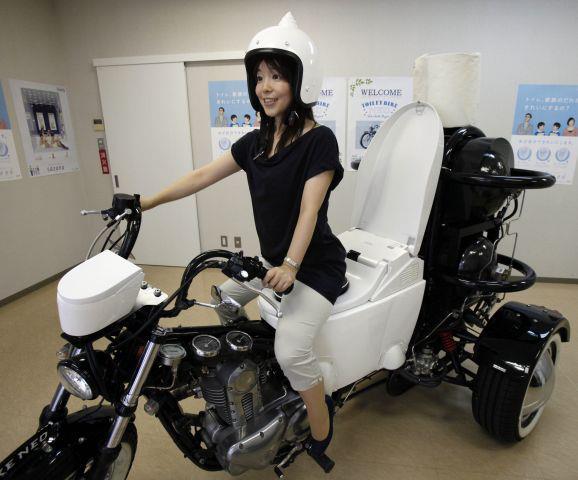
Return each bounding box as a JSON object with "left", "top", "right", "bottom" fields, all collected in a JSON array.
[{"left": 350, "top": 102, "right": 444, "bottom": 256}]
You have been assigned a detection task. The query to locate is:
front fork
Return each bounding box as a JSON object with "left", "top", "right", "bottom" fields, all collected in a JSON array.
[
  {"left": 44, "top": 334, "right": 162, "bottom": 478},
  {"left": 87, "top": 332, "right": 162, "bottom": 479}
]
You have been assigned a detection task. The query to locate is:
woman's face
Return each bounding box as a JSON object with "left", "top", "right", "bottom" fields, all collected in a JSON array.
[
  {"left": 255, "top": 60, "right": 292, "bottom": 121},
  {"left": 569, "top": 119, "right": 575, "bottom": 128}
]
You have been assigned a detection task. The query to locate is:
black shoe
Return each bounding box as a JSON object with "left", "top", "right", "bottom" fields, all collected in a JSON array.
[{"left": 308, "top": 395, "right": 335, "bottom": 458}]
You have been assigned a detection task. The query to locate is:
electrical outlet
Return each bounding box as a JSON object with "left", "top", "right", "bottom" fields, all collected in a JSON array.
[
  {"left": 234, "top": 236, "right": 242, "bottom": 248},
  {"left": 220, "top": 235, "right": 228, "bottom": 247}
]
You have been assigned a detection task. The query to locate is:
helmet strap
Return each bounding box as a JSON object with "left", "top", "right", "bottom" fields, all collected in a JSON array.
[{"left": 285, "top": 109, "right": 300, "bottom": 127}]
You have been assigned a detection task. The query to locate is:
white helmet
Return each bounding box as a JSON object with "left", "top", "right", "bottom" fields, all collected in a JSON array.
[{"left": 244, "top": 12, "right": 322, "bottom": 111}]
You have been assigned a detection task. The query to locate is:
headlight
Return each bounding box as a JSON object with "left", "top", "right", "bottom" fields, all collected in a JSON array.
[{"left": 57, "top": 357, "right": 98, "bottom": 400}]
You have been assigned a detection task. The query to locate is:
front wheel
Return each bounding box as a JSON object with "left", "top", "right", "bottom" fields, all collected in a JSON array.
[
  {"left": 74, "top": 423, "right": 137, "bottom": 480},
  {"left": 472, "top": 333, "right": 562, "bottom": 441}
]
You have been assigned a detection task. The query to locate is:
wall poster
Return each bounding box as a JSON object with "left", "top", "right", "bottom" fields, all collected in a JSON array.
[
  {"left": 9, "top": 79, "right": 79, "bottom": 177},
  {"left": 346, "top": 77, "right": 413, "bottom": 172},
  {"left": 208, "top": 80, "right": 257, "bottom": 161},
  {"left": 511, "top": 84, "right": 578, "bottom": 185},
  {"left": 313, "top": 77, "right": 347, "bottom": 167},
  {"left": 0, "top": 83, "right": 22, "bottom": 181}
]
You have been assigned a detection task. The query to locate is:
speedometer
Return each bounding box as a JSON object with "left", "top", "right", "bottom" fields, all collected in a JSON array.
[{"left": 191, "top": 335, "right": 221, "bottom": 358}]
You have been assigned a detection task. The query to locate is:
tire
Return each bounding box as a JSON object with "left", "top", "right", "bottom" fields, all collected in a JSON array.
[
  {"left": 71, "top": 423, "right": 138, "bottom": 480},
  {"left": 472, "top": 333, "right": 562, "bottom": 442},
  {"left": 360, "top": 132, "right": 372, "bottom": 149}
]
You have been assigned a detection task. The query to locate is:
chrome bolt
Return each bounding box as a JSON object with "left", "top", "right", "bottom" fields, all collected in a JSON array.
[
  {"left": 144, "top": 399, "right": 160, "bottom": 416},
  {"left": 41, "top": 442, "right": 53, "bottom": 453}
]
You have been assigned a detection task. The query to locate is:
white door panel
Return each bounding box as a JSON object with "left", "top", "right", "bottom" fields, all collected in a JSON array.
[
  {"left": 96, "top": 62, "right": 200, "bottom": 266},
  {"left": 185, "top": 63, "right": 260, "bottom": 256}
]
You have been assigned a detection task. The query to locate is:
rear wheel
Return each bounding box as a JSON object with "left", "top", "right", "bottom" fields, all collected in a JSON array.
[{"left": 472, "top": 333, "right": 562, "bottom": 441}]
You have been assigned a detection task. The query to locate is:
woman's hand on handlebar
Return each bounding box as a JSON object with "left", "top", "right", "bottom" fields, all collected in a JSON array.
[{"left": 263, "top": 264, "right": 296, "bottom": 293}]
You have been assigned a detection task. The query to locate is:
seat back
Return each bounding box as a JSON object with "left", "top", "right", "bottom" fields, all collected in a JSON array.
[{"left": 350, "top": 102, "right": 444, "bottom": 256}]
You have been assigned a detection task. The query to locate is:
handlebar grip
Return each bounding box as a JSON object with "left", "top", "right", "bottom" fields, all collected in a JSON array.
[{"left": 279, "top": 284, "right": 294, "bottom": 295}]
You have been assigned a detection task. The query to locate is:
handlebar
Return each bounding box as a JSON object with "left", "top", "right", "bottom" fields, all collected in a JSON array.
[
  {"left": 441, "top": 254, "right": 536, "bottom": 293},
  {"left": 442, "top": 167, "right": 556, "bottom": 189},
  {"left": 82, "top": 193, "right": 142, "bottom": 260}
]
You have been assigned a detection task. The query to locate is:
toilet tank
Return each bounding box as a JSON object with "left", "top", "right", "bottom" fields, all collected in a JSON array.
[{"left": 57, "top": 250, "right": 144, "bottom": 337}]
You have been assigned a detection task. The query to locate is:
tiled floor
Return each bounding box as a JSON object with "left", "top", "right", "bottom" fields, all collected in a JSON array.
[{"left": 0, "top": 267, "right": 576, "bottom": 480}]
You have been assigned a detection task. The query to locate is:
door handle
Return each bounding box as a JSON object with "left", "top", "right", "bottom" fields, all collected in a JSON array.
[{"left": 114, "top": 175, "right": 119, "bottom": 188}]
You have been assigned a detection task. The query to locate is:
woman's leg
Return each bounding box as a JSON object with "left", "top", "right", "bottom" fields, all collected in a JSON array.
[
  {"left": 211, "top": 276, "right": 260, "bottom": 325},
  {"left": 274, "top": 282, "right": 333, "bottom": 442},
  {"left": 211, "top": 258, "right": 273, "bottom": 325},
  {"left": 299, "top": 381, "right": 330, "bottom": 441}
]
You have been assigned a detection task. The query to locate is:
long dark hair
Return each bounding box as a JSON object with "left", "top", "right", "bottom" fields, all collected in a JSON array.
[{"left": 251, "top": 54, "right": 315, "bottom": 158}]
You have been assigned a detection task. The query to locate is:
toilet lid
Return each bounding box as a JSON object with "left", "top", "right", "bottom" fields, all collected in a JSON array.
[{"left": 350, "top": 102, "right": 444, "bottom": 256}]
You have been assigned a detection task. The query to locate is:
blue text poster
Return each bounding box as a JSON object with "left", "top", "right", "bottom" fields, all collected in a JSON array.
[
  {"left": 313, "top": 78, "right": 347, "bottom": 166},
  {"left": 511, "top": 84, "right": 578, "bottom": 185},
  {"left": 208, "top": 80, "right": 257, "bottom": 160},
  {"left": 346, "top": 77, "right": 412, "bottom": 172}
]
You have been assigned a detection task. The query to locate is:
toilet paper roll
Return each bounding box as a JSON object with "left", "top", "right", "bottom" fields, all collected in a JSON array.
[{"left": 413, "top": 52, "right": 481, "bottom": 128}]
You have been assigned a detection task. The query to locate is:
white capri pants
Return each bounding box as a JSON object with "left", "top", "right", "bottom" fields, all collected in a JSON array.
[{"left": 213, "top": 259, "right": 333, "bottom": 392}]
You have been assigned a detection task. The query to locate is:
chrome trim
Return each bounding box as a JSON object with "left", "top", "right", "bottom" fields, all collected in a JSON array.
[
  {"left": 122, "top": 340, "right": 160, "bottom": 407},
  {"left": 192, "top": 335, "right": 221, "bottom": 358},
  {"left": 48, "top": 347, "right": 82, "bottom": 413},
  {"left": 105, "top": 416, "right": 131, "bottom": 449},
  {"left": 231, "top": 278, "right": 283, "bottom": 318},
  {"left": 225, "top": 331, "right": 253, "bottom": 352}
]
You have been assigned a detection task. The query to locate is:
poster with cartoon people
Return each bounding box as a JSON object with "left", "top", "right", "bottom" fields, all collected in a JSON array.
[
  {"left": 346, "top": 77, "right": 413, "bottom": 172},
  {"left": 0, "top": 83, "right": 22, "bottom": 181},
  {"left": 511, "top": 84, "right": 578, "bottom": 185},
  {"left": 9, "top": 80, "right": 79, "bottom": 177},
  {"left": 208, "top": 80, "right": 258, "bottom": 161},
  {"left": 313, "top": 78, "right": 347, "bottom": 167}
]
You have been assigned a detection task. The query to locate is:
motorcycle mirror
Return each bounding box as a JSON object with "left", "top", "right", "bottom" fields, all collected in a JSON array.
[{"left": 211, "top": 285, "right": 242, "bottom": 316}]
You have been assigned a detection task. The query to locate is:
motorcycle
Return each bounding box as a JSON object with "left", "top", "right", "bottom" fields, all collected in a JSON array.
[
  {"left": 359, "top": 123, "right": 381, "bottom": 149},
  {"left": 0, "top": 102, "right": 570, "bottom": 479}
]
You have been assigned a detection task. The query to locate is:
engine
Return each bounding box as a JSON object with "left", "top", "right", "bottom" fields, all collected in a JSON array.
[{"left": 191, "top": 333, "right": 308, "bottom": 476}]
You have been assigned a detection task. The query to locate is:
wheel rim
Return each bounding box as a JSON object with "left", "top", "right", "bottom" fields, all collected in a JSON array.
[
  {"left": 65, "top": 439, "right": 134, "bottom": 480},
  {"left": 104, "top": 441, "right": 133, "bottom": 480},
  {"left": 518, "top": 334, "right": 561, "bottom": 437}
]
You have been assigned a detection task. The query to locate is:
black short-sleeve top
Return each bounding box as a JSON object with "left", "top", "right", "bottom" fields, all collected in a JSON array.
[{"left": 231, "top": 125, "right": 346, "bottom": 304}]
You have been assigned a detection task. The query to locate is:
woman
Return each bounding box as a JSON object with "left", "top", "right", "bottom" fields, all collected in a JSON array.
[{"left": 141, "top": 13, "right": 345, "bottom": 458}]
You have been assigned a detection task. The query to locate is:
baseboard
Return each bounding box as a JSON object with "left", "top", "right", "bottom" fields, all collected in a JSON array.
[{"left": 0, "top": 267, "right": 74, "bottom": 307}]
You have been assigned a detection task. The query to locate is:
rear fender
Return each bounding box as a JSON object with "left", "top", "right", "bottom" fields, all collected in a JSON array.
[
  {"left": 474, "top": 301, "right": 570, "bottom": 380},
  {"left": 0, "top": 406, "right": 117, "bottom": 480}
]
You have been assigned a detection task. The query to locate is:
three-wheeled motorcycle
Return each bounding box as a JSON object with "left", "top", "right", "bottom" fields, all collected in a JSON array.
[{"left": 0, "top": 101, "right": 570, "bottom": 479}]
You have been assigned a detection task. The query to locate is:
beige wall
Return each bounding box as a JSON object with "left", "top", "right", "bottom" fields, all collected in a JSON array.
[
  {"left": 3, "top": 0, "right": 578, "bottom": 301},
  {"left": 0, "top": 0, "right": 93, "bottom": 300}
]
